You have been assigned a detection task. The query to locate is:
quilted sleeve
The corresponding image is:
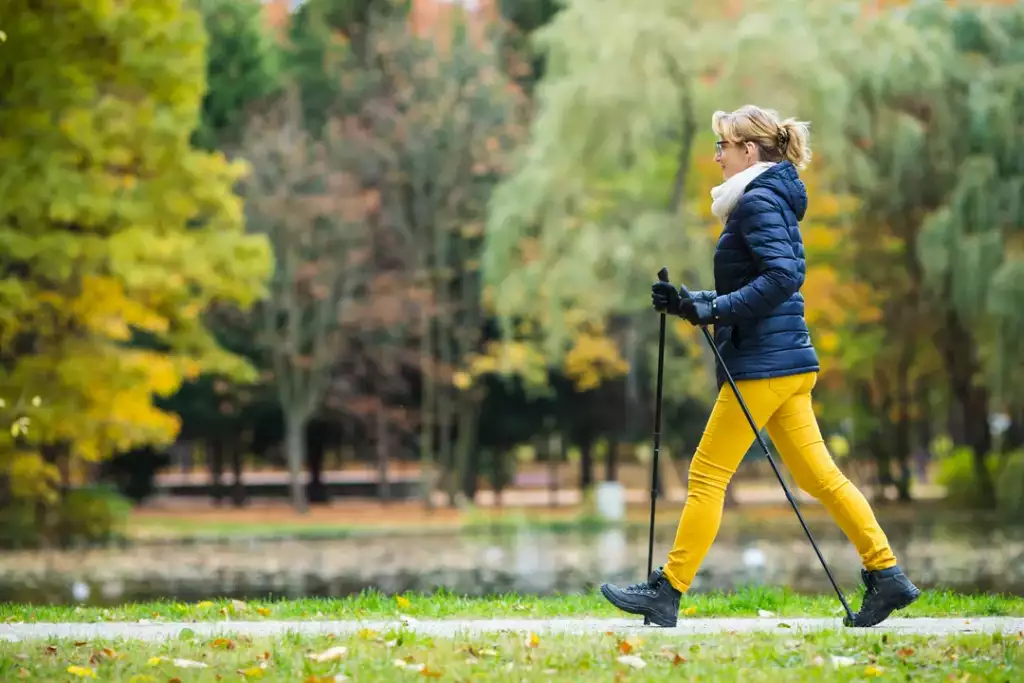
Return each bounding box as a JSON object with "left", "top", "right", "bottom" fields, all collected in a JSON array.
[{"left": 712, "top": 192, "right": 802, "bottom": 325}]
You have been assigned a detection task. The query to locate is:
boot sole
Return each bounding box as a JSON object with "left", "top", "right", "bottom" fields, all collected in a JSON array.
[
  {"left": 846, "top": 587, "right": 922, "bottom": 628},
  {"left": 599, "top": 584, "right": 677, "bottom": 628}
]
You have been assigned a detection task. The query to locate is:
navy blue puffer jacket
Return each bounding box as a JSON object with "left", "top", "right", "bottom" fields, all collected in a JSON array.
[{"left": 705, "top": 160, "right": 819, "bottom": 388}]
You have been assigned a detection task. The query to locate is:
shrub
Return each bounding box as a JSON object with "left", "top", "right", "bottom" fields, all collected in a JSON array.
[{"left": 994, "top": 450, "right": 1024, "bottom": 516}]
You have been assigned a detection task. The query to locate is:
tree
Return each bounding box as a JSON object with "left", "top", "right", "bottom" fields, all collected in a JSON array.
[
  {"left": 240, "top": 91, "right": 372, "bottom": 513},
  {"left": 820, "top": 0, "right": 1024, "bottom": 504},
  {"left": 336, "top": 14, "right": 529, "bottom": 506},
  {"left": 0, "top": 0, "right": 270, "bottom": 518},
  {"left": 193, "top": 0, "right": 283, "bottom": 153}
]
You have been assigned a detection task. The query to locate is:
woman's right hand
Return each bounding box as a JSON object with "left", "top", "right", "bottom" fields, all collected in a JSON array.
[{"left": 651, "top": 281, "right": 682, "bottom": 315}]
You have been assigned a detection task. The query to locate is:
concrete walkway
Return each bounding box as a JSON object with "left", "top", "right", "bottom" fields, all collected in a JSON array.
[{"left": 2, "top": 617, "right": 1021, "bottom": 642}]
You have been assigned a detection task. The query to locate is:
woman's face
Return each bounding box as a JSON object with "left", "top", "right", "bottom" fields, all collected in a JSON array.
[{"left": 715, "top": 138, "right": 756, "bottom": 180}]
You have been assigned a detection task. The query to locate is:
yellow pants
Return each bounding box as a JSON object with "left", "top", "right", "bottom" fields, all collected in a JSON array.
[{"left": 662, "top": 371, "right": 897, "bottom": 593}]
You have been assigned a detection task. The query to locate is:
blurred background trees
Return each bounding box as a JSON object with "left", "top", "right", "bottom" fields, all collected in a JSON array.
[{"left": 1, "top": 0, "right": 1022, "bottom": 547}]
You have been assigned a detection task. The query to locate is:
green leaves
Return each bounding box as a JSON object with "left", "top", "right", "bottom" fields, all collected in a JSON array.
[{"left": 0, "top": 0, "right": 270, "bottom": 501}]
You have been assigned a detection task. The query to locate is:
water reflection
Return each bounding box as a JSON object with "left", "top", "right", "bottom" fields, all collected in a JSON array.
[{"left": 1, "top": 514, "right": 1021, "bottom": 605}]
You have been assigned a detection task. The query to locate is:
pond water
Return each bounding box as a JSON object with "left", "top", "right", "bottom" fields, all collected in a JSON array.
[{"left": 1, "top": 511, "right": 1021, "bottom": 605}]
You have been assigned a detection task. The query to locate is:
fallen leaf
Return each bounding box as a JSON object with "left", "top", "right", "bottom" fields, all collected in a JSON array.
[
  {"left": 394, "top": 660, "right": 425, "bottom": 672},
  {"left": 658, "top": 647, "right": 686, "bottom": 665},
  {"left": 830, "top": 655, "right": 856, "bottom": 668},
  {"left": 527, "top": 632, "right": 540, "bottom": 648},
  {"left": 308, "top": 646, "right": 348, "bottom": 662},
  {"left": 616, "top": 655, "right": 647, "bottom": 669},
  {"left": 74, "top": 641, "right": 88, "bottom": 647},
  {"left": 238, "top": 667, "right": 265, "bottom": 678},
  {"left": 256, "top": 607, "right": 272, "bottom": 617},
  {"left": 171, "top": 658, "right": 209, "bottom": 669},
  {"left": 212, "top": 638, "right": 236, "bottom": 650},
  {"left": 169, "top": 678, "right": 182, "bottom": 683},
  {"left": 864, "top": 665, "right": 885, "bottom": 676},
  {"left": 420, "top": 667, "right": 442, "bottom": 678},
  {"left": 618, "top": 635, "right": 642, "bottom": 654},
  {"left": 758, "top": 609, "right": 776, "bottom": 617},
  {"left": 683, "top": 606, "right": 697, "bottom": 616},
  {"left": 43, "top": 645, "right": 57, "bottom": 655},
  {"left": 395, "top": 595, "right": 411, "bottom": 609},
  {"left": 196, "top": 601, "right": 213, "bottom": 609},
  {"left": 356, "top": 629, "right": 377, "bottom": 639},
  {"left": 231, "top": 600, "right": 248, "bottom": 612},
  {"left": 147, "top": 657, "right": 163, "bottom": 666},
  {"left": 16, "top": 668, "right": 29, "bottom": 679},
  {"left": 66, "top": 666, "right": 97, "bottom": 678},
  {"left": 897, "top": 647, "right": 915, "bottom": 658}
]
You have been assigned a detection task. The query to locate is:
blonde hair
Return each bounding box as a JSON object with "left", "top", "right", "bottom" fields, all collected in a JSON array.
[{"left": 712, "top": 105, "right": 812, "bottom": 169}]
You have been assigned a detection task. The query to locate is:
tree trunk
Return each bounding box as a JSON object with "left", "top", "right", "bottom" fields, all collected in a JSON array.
[
  {"left": 943, "top": 309, "right": 995, "bottom": 505},
  {"left": 209, "top": 437, "right": 225, "bottom": 507},
  {"left": 377, "top": 409, "right": 391, "bottom": 504},
  {"left": 454, "top": 392, "right": 481, "bottom": 503},
  {"left": 893, "top": 344, "right": 913, "bottom": 502},
  {"left": 230, "top": 437, "right": 247, "bottom": 508},
  {"left": 306, "top": 426, "right": 329, "bottom": 505},
  {"left": 579, "top": 434, "right": 595, "bottom": 492},
  {"left": 284, "top": 411, "right": 309, "bottom": 514},
  {"left": 605, "top": 437, "right": 618, "bottom": 482},
  {"left": 418, "top": 298, "right": 436, "bottom": 510}
]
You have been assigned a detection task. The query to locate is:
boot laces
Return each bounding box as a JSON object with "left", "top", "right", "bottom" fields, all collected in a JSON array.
[{"left": 624, "top": 579, "right": 657, "bottom": 596}]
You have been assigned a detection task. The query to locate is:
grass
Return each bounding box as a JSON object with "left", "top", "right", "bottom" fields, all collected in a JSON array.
[
  {"left": 3, "top": 586, "right": 1024, "bottom": 623},
  {"left": 2, "top": 628, "right": 1022, "bottom": 682}
]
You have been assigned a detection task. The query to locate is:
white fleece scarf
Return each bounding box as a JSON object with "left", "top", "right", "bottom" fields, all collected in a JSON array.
[{"left": 710, "top": 161, "right": 776, "bottom": 224}]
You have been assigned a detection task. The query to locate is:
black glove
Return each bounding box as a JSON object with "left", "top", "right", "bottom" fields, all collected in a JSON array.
[
  {"left": 651, "top": 281, "right": 683, "bottom": 315},
  {"left": 678, "top": 286, "right": 716, "bottom": 326}
]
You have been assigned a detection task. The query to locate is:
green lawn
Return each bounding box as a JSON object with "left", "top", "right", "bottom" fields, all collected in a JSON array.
[
  {"left": 2, "top": 628, "right": 1021, "bottom": 682},
  {"left": 3, "top": 586, "right": 1023, "bottom": 623}
]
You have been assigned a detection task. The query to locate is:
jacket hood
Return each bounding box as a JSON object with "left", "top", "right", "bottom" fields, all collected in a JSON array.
[{"left": 745, "top": 160, "right": 808, "bottom": 221}]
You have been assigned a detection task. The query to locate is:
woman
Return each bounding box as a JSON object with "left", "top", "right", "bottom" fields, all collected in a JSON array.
[{"left": 600, "top": 105, "right": 920, "bottom": 628}]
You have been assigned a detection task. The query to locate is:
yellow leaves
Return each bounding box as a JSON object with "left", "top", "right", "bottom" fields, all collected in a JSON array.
[
  {"left": 196, "top": 601, "right": 214, "bottom": 610},
  {"left": 395, "top": 595, "right": 412, "bottom": 610},
  {"left": 863, "top": 664, "right": 885, "bottom": 676},
  {"left": 256, "top": 607, "right": 272, "bottom": 617},
  {"left": 526, "top": 632, "right": 540, "bottom": 648},
  {"left": 128, "top": 676, "right": 156, "bottom": 683},
  {"left": 563, "top": 327, "right": 629, "bottom": 391},
  {"left": 66, "top": 666, "right": 96, "bottom": 678},
  {"left": 6, "top": 452, "right": 60, "bottom": 504},
  {"left": 237, "top": 665, "right": 266, "bottom": 678},
  {"left": 683, "top": 606, "right": 697, "bottom": 616},
  {"left": 147, "top": 657, "right": 162, "bottom": 666}
]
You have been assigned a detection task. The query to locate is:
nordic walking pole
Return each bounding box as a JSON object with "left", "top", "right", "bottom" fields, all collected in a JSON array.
[
  {"left": 644, "top": 266, "right": 671, "bottom": 626},
  {"left": 692, "top": 318, "right": 856, "bottom": 624}
]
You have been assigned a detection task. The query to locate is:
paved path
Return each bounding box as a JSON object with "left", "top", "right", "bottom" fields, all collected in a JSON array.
[{"left": 2, "top": 617, "right": 1021, "bottom": 642}]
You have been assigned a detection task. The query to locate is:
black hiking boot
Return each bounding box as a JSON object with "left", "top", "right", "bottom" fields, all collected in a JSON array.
[
  {"left": 600, "top": 567, "right": 681, "bottom": 627},
  {"left": 845, "top": 565, "right": 921, "bottom": 627}
]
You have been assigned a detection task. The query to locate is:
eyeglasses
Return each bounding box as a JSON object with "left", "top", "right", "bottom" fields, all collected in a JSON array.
[{"left": 715, "top": 140, "right": 737, "bottom": 154}]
